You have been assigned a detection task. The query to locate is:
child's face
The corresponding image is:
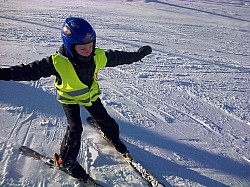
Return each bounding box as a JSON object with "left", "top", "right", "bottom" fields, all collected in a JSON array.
[{"left": 74, "top": 42, "right": 94, "bottom": 57}]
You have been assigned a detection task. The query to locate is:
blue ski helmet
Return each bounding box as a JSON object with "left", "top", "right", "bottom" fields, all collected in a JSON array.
[{"left": 61, "top": 17, "right": 96, "bottom": 58}]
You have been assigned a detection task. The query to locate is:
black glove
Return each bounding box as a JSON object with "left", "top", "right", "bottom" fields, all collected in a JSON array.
[{"left": 137, "top": 46, "right": 152, "bottom": 61}]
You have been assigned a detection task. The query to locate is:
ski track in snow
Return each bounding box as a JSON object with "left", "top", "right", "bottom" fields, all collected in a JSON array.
[{"left": 0, "top": 0, "right": 250, "bottom": 186}]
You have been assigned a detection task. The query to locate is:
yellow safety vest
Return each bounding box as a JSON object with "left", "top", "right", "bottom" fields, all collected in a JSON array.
[{"left": 52, "top": 48, "right": 107, "bottom": 106}]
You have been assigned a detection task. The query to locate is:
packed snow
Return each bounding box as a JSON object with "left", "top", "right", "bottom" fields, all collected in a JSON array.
[{"left": 0, "top": 0, "right": 249, "bottom": 186}]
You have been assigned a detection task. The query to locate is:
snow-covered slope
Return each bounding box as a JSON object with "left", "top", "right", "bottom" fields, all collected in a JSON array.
[{"left": 0, "top": 0, "right": 249, "bottom": 186}]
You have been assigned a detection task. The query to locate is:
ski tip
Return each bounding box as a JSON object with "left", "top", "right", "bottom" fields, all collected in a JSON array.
[{"left": 19, "top": 145, "right": 30, "bottom": 153}]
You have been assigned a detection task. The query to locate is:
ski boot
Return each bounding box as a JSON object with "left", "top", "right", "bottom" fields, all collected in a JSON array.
[
  {"left": 54, "top": 153, "right": 96, "bottom": 186},
  {"left": 113, "top": 140, "right": 133, "bottom": 162},
  {"left": 54, "top": 153, "right": 63, "bottom": 167},
  {"left": 79, "top": 175, "right": 96, "bottom": 186}
]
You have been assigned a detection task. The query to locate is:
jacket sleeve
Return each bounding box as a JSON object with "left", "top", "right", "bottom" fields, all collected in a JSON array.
[
  {"left": 105, "top": 49, "right": 141, "bottom": 67},
  {"left": 0, "top": 56, "right": 58, "bottom": 81}
]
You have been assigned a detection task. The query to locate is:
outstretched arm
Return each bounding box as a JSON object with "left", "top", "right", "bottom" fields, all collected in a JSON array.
[
  {"left": 105, "top": 46, "right": 152, "bottom": 67},
  {"left": 0, "top": 56, "right": 57, "bottom": 81}
]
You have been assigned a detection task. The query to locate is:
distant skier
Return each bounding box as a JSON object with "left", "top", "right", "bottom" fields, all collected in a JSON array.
[{"left": 0, "top": 17, "right": 152, "bottom": 185}]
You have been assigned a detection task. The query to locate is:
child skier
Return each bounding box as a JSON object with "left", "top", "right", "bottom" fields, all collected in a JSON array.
[{"left": 0, "top": 17, "right": 152, "bottom": 185}]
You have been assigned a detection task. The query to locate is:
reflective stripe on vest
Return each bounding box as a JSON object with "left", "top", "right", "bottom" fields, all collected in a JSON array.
[
  {"left": 56, "top": 89, "right": 101, "bottom": 104},
  {"left": 66, "top": 87, "right": 89, "bottom": 97},
  {"left": 56, "top": 94, "right": 91, "bottom": 104},
  {"left": 52, "top": 48, "right": 107, "bottom": 106}
]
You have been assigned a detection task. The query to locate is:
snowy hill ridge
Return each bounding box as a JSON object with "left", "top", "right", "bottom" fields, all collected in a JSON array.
[{"left": 0, "top": 0, "right": 249, "bottom": 186}]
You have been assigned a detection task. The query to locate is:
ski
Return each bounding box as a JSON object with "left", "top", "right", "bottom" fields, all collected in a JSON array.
[
  {"left": 87, "top": 117, "right": 166, "bottom": 187},
  {"left": 19, "top": 146, "right": 105, "bottom": 187}
]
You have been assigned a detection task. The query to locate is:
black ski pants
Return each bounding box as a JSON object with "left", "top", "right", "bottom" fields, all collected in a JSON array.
[{"left": 60, "top": 98, "right": 119, "bottom": 162}]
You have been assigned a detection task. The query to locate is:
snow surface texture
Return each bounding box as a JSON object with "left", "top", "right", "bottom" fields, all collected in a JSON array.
[{"left": 0, "top": 0, "right": 249, "bottom": 186}]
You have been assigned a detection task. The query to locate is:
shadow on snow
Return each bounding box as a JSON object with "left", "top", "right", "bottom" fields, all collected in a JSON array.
[
  {"left": 1, "top": 81, "right": 249, "bottom": 186},
  {"left": 0, "top": 81, "right": 64, "bottom": 117},
  {"left": 144, "top": 0, "right": 250, "bottom": 23},
  {"left": 116, "top": 118, "right": 250, "bottom": 187}
]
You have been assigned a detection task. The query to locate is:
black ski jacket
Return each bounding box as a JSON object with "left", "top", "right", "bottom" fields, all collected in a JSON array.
[{"left": 0, "top": 45, "right": 141, "bottom": 87}]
